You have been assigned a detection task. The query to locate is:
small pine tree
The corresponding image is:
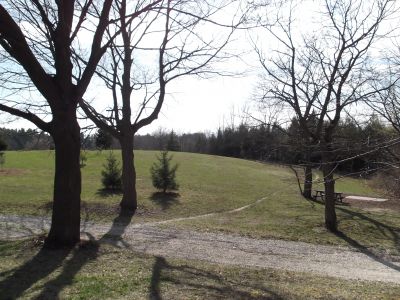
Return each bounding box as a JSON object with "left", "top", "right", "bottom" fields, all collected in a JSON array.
[
  {"left": 101, "top": 151, "right": 122, "bottom": 191},
  {"left": 150, "top": 151, "right": 179, "bottom": 193}
]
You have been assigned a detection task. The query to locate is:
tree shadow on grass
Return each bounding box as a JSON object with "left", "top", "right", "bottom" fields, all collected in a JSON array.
[
  {"left": 0, "top": 210, "right": 134, "bottom": 299},
  {"left": 306, "top": 196, "right": 350, "bottom": 207},
  {"left": 96, "top": 188, "right": 123, "bottom": 198},
  {"left": 150, "top": 192, "right": 180, "bottom": 211},
  {"left": 305, "top": 198, "right": 400, "bottom": 272},
  {"left": 0, "top": 240, "right": 72, "bottom": 299},
  {"left": 34, "top": 209, "right": 135, "bottom": 299},
  {"left": 149, "top": 256, "right": 284, "bottom": 300},
  {"left": 335, "top": 206, "right": 400, "bottom": 272}
]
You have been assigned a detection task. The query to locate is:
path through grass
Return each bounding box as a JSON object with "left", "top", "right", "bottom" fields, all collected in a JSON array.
[{"left": 1, "top": 150, "right": 399, "bottom": 255}]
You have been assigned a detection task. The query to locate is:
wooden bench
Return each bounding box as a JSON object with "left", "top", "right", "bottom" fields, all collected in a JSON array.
[{"left": 313, "top": 190, "right": 344, "bottom": 203}]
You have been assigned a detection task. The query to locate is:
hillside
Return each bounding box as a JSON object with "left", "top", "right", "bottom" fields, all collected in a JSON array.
[
  {"left": 1, "top": 151, "right": 400, "bottom": 299},
  {"left": 0, "top": 150, "right": 399, "bottom": 253}
]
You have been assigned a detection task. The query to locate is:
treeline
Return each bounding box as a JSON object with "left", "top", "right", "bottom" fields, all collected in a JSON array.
[
  {"left": 1, "top": 116, "right": 396, "bottom": 178},
  {"left": 0, "top": 128, "right": 54, "bottom": 150},
  {"left": 134, "top": 117, "right": 396, "bottom": 177}
]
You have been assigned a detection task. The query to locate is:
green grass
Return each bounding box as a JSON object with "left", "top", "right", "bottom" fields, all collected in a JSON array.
[
  {"left": 1, "top": 150, "right": 400, "bottom": 256},
  {"left": 313, "top": 171, "right": 380, "bottom": 196},
  {"left": 1, "top": 151, "right": 400, "bottom": 298},
  {"left": 0, "top": 151, "right": 287, "bottom": 221},
  {"left": 0, "top": 239, "right": 399, "bottom": 299}
]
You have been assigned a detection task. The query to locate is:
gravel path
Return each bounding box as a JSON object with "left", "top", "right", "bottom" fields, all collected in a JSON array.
[
  {"left": 345, "top": 195, "right": 388, "bottom": 202},
  {"left": 1, "top": 214, "right": 400, "bottom": 284}
]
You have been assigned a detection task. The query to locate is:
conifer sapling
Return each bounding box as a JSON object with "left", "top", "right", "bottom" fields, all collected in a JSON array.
[
  {"left": 101, "top": 151, "right": 122, "bottom": 191},
  {"left": 150, "top": 151, "right": 179, "bottom": 193}
]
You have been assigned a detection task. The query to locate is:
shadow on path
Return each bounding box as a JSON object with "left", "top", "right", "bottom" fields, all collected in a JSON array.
[
  {"left": 304, "top": 198, "right": 400, "bottom": 272},
  {"left": 148, "top": 256, "right": 283, "bottom": 300},
  {"left": 96, "top": 189, "right": 123, "bottom": 198},
  {"left": 335, "top": 206, "right": 400, "bottom": 272},
  {"left": 0, "top": 210, "right": 134, "bottom": 299}
]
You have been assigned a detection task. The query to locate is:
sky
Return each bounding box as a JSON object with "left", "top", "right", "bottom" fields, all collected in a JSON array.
[
  {"left": 137, "top": 73, "right": 258, "bottom": 134},
  {"left": 0, "top": 49, "right": 258, "bottom": 135},
  {"left": 1, "top": 0, "right": 398, "bottom": 135},
  {"left": 0, "top": 0, "right": 259, "bottom": 135}
]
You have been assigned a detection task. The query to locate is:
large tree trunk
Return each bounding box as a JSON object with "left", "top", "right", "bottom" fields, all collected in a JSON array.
[
  {"left": 302, "top": 165, "right": 313, "bottom": 199},
  {"left": 322, "top": 156, "right": 337, "bottom": 232},
  {"left": 119, "top": 135, "right": 137, "bottom": 212},
  {"left": 45, "top": 111, "right": 81, "bottom": 248}
]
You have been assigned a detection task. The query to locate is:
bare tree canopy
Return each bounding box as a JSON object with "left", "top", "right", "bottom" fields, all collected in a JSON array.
[
  {"left": 0, "top": 0, "right": 128, "bottom": 247},
  {"left": 251, "top": 0, "right": 397, "bottom": 232},
  {"left": 79, "top": 0, "right": 244, "bottom": 211}
]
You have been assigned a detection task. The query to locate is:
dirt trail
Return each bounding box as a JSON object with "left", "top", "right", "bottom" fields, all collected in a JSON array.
[{"left": 1, "top": 214, "right": 400, "bottom": 284}]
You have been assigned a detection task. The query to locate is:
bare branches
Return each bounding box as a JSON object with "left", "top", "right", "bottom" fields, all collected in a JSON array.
[
  {"left": 0, "top": 103, "right": 50, "bottom": 131},
  {"left": 367, "top": 77, "right": 400, "bottom": 134},
  {"left": 254, "top": 0, "right": 395, "bottom": 142},
  {"left": 81, "top": 0, "right": 243, "bottom": 139},
  {"left": 0, "top": 3, "right": 56, "bottom": 104}
]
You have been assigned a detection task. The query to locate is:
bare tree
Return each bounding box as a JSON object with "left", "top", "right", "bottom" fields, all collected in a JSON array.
[
  {"left": 0, "top": 0, "right": 138, "bottom": 247},
  {"left": 253, "top": 0, "right": 395, "bottom": 232},
  {"left": 80, "top": 0, "right": 242, "bottom": 212},
  {"left": 368, "top": 75, "right": 400, "bottom": 134}
]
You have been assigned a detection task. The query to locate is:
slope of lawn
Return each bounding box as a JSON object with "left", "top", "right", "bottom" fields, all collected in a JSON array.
[
  {"left": 1, "top": 150, "right": 400, "bottom": 255},
  {"left": 1, "top": 150, "right": 400, "bottom": 298},
  {"left": 0, "top": 150, "right": 298, "bottom": 220}
]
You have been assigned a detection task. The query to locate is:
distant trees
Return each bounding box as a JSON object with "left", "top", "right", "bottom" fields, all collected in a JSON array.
[
  {"left": 166, "top": 131, "right": 181, "bottom": 152},
  {"left": 365, "top": 82, "right": 400, "bottom": 197},
  {"left": 0, "top": 128, "right": 53, "bottom": 150},
  {"left": 95, "top": 129, "right": 113, "bottom": 151},
  {"left": 0, "top": 135, "right": 7, "bottom": 152}
]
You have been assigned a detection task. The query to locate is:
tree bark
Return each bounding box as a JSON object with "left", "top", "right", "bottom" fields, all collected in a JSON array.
[
  {"left": 322, "top": 157, "right": 337, "bottom": 232},
  {"left": 119, "top": 135, "right": 137, "bottom": 212},
  {"left": 302, "top": 165, "right": 313, "bottom": 199},
  {"left": 45, "top": 111, "right": 81, "bottom": 248}
]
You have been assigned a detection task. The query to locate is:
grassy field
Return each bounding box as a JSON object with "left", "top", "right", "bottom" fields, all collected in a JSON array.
[
  {"left": 1, "top": 150, "right": 291, "bottom": 217},
  {"left": 1, "top": 239, "right": 399, "bottom": 299},
  {"left": 1, "top": 150, "right": 399, "bottom": 254},
  {"left": 1, "top": 150, "right": 400, "bottom": 298}
]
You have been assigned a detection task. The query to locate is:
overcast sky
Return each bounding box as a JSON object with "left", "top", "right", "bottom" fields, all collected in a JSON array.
[
  {"left": 1, "top": 0, "right": 398, "bottom": 135},
  {"left": 0, "top": 51, "right": 258, "bottom": 135}
]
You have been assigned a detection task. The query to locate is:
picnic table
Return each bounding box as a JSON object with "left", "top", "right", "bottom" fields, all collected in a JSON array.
[{"left": 313, "top": 190, "right": 344, "bottom": 203}]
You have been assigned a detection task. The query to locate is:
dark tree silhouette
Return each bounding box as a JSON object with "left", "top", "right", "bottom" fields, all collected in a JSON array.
[{"left": 0, "top": 1, "right": 118, "bottom": 247}]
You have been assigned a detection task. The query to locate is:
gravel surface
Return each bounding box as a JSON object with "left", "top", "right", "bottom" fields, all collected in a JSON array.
[
  {"left": 1, "top": 214, "right": 400, "bottom": 284},
  {"left": 345, "top": 196, "right": 388, "bottom": 202}
]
